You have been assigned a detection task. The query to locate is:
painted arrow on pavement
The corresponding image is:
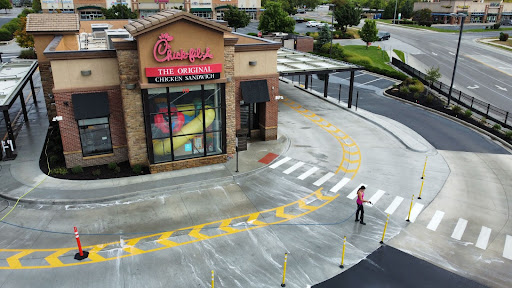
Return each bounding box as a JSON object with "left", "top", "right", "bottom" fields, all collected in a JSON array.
[
  {"left": 432, "top": 52, "right": 438, "bottom": 56},
  {"left": 495, "top": 85, "right": 508, "bottom": 91},
  {"left": 467, "top": 85, "right": 479, "bottom": 89}
]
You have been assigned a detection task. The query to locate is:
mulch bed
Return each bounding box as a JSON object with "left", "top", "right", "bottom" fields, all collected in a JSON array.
[
  {"left": 39, "top": 124, "right": 149, "bottom": 180},
  {"left": 386, "top": 87, "right": 512, "bottom": 146}
]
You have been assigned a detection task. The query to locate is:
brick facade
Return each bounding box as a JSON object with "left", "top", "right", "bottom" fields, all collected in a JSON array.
[
  {"left": 235, "top": 74, "right": 279, "bottom": 141},
  {"left": 149, "top": 154, "right": 227, "bottom": 173},
  {"left": 53, "top": 86, "right": 128, "bottom": 168},
  {"left": 115, "top": 48, "right": 149, "bottom": 167},
  {"left": 295, "top": 37, "right": 314, "bottom": 53}
]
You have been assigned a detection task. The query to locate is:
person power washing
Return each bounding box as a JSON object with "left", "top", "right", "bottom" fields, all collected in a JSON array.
[{"left": 355, "top": 186, "right": 371, "bottom": 225}]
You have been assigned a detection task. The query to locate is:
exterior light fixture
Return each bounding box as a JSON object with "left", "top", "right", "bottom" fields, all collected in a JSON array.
[
  {"left": 126, "top": 83, "right": 136, "bottom": 90},
  {"left": 249, "top": 61, "right": 257, "bottom": 66},
  {"left": 81, "top": 70, "right": 91, "bottom": 76}
]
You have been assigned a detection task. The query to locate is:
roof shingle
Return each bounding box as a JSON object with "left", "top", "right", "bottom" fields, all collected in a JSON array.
[{"left": 26, "top": 13, "right": 79, "bottom": 33}]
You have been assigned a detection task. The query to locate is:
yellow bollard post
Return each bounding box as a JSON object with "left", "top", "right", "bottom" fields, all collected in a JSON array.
[
  {"left": 406, "top": 195, "right": 414, "bottom": 222},
  {"left": 211, "top": 270, "right": 214, "bottom": 288},
  {"left": 380, "top": 214, "right": 390, "bottom": 244},
  {"left": 281, "top": 253, "right": 288, "bottom": 287},
  {"left": 418, "top": 179, "right": 425, "bottom": 199},
  {"left": 421, "top": 156, "right": 428, "bottom": 179},
  {"left": 339, "top": 236, "right": 347, "bottom": 269}
]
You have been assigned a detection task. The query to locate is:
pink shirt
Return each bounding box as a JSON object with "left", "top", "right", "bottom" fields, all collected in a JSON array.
[{"left": 356, "top": 191, "right": 364, "bottom": 205}]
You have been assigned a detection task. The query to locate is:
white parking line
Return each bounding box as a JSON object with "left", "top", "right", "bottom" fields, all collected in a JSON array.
[
  {"left": 384, "top": 196, "right": 403, "bottom": 215},
  {"left": 405, "top": 203, "right": 424, "bottom": 223},
  {"left": 357, "top": 78, "right": 382, "bottom": 87},
  {"left": 283, "top": 162, "right": 304, "bottom": 174},
  {"left": 347, "top": 184, "right": 367, "bottom": 199},
  {"left": 503, "top": 235, "right": 512, "bottom": 260},
  {"left": 344, "top": 74, "right": 365, "bottom": 80},
  {"left": 366, "top": 189, "right": 385, "bottom": 207},
  {"left": 451, "top": 218, "right": 468, "bottom": 240},
  {"left": 298, "top": 167, "right": 319, "bottom": 180},
  {"left": 426, "top": 210, "right": 445, "bottom": 231},
  {"left": 313, "top": 172, "right": 335, "bottom": 186},
  {"left": 329, "top": 177, "right": 350, "bottom": 193},
  {"left": 475, "top": 226, "right": 492, "bottom": 250},
  {"left": 269, "top": 157, "right": 291, "bottom": 169}
]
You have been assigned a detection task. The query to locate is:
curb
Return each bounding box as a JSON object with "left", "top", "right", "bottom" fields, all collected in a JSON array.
[{"left": 382, "top": 91, "right": 512, "bottom": 152}]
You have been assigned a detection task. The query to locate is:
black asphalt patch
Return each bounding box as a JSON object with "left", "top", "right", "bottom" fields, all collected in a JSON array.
[{"left": 313, "top": 245, "right": 487, "bottom": 288}]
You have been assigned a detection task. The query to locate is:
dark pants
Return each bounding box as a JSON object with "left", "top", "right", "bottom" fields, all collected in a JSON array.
[{"left": 356, "top": 204, "right": 364, "bottom": 222}]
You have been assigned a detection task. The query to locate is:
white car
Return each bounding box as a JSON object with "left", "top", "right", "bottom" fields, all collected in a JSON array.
[
  {"left": 306, "top": 21, "right": 320, "bottom": 27},
  {"left": 317, "top": 23, "right": 335, "bottom": 31}
]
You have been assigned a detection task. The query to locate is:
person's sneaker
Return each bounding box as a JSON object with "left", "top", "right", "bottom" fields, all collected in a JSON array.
[
  {"left": 360, "top": 221, "right": 366, "bottom": 225},
  {"left": 355, "top": 219, "right": 359, "bottom": 222}
]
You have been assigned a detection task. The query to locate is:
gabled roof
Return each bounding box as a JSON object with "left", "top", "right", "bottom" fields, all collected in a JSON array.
[
  {"left": 124, "top": 9, "right": 231, "bottom": 37},
  {"left": 26, "top": 13, "right": 79, "bottom": 33}
]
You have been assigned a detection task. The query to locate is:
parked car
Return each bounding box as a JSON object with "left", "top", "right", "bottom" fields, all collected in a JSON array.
[
  {"left": 306, "top": 21, "right": 320, "bottom": 27},
  {"left": 377, "top": 31, "right": 391, "bottom": 41},
  {"left": 501, "top": 19, "right": 512, "bottom": 26},
  {"left": 293, "top": 16, "right": 305, "bottom": 23},
  {"left": 316, "top": 23, "right": 335, "bottom": 31},
  {"left": 297, "top": 8, "right": 306, "bottom": 14}
]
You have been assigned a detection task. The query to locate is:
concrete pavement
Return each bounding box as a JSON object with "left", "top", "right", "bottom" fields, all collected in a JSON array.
[{"left": 0, "top": 70, "right": 510, "bottom": 287}]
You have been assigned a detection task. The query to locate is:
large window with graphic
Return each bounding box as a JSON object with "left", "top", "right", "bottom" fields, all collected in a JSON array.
[{"left": 143, "top": 84, "right": 225, "bottom": 164}]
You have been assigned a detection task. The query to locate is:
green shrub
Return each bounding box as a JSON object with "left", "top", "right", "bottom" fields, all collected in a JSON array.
[
  {"left": 19, "top": 8, "right": 35, "bottom": 18},
  {"left": 115, "top": 166, "right": 121, "bottom": 173},
  {"left": 499, "top": 32, "right": 509, "bottom": 41},
  {"left": 71, "top": 166, "right": 83, "bottom": 174},
  {"left": 132, "top": 164, "right": 143, "bottom": 174},
  {"left": 408, "top": 82, "right": 425, "bottom": 93},
  {"left": 19, "top": 48, "right": 36, "bottom": 59},
  {"left": 345, "top": 54, "right": 372, "bottom": 67},
  {"left": 399, "top": 86, "right": 410, "bottom": 94},
  {"left": 505, "top": 131, "right": 512, "bottom": 139},
  {"left": 464, "top": 109, "right": 472, "bottom": 118},
  {"left": 247, "top": 32, "right": 257, "bottom": 36},
  {"left": 3, "top": 18, "right": 21, "bottom": 35},
  {"left": 0, "top": 29, "right": 13, "bottom": 41},
  {"left": 493, "top": 124, "right": 502, "bottom": 131},
  {"left": 452, "top": 105, "right": 462, "bottom": 114},
  {"left": 493, "top": 23, "right": 501, "bottom": 29},
  {"left": 413, "top": 92, "right": 420, "bottom": 100},
  {"left": 480, "top": 116, "right": 487, "bottom": 125},
  {"left": 108, "top": 162, "right": 118, "bottom": 170},
  {"left": 426, "top": 94, "right": 434, "bottom": 104},
  {"left": 92, "top": 169, "right": 101, "bottom": 177},
  {"left": 51, "top": 167, "right": 68, "bottom": 175},
  {"left": 49, "top": 155, "right": 60, "bottom": 165}
]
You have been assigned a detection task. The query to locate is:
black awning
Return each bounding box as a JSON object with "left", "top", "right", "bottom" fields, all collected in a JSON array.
[
  {"left": 72, "top": 92, "right": 110, "bottom": 120},
  {"left": 240, "top": 80, "right": 270, "bottom": 104}
]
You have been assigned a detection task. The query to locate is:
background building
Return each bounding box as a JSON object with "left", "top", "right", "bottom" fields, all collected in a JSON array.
[{"left": 414, "top": 1, "right": 512, "bottom": 24}]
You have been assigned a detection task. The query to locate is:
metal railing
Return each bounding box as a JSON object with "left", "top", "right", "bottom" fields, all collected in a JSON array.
[{"left": 392, "top": 57, "right": 511, "bottom": 130}]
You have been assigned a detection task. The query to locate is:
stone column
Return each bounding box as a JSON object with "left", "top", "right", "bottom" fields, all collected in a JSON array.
[{"left": 224, "top": 45, "right": 236, "bottom": 155}]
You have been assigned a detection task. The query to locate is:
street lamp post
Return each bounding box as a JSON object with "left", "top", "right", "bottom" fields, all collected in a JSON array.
[
  {"left": 329, "top": 4, "right": 335, "bottom": 57},
  {"left": 393, "top": 0, "right": 398, "bottom": 24},
  {"left": 447, "top": 13, "right": 466, "bottom": 107}
]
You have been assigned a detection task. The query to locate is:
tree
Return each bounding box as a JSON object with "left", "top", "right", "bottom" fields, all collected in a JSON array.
[
  {"left": 358, "top": 19, "right": 378, "bottom": 49},
  {"left": 258, "top": 1, "right": 295, "bottom": 34},
  {"left": 14, "top": 16, "right": 34, "bottom": 48},
  {"left": 300, "top": 0, "right": 321, "bottom": 9},
  {"left": 333, "top": 1, "right": 362, "bottom": 32},
  {"left": 413, "top": 8, "right": 432, "bottom": 25},
  {"left": 425, "top": 66, "right": 441, "bottom": 96},
  {"left": 101, "top": 4, "right": 137, "bottom": 19},
  {"left": 400, "top": 0, "right": 414, "bottom": 19},
  {"left": 0, "top": 0, "right": 12, "bottom": 13},
  {"left": 223, "top": 5, "right": 250, "bottom": 32},
  {"left": 383, "top": 0, "right": 396, "bottom": 19},
  {"left": 317, "top": 24, "right": 331, "bottom": 47},
  {"left": 32, "top": 0, "right": 41, "bottom": 13}
]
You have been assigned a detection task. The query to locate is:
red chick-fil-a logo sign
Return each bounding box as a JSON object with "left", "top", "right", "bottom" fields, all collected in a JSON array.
[{"left": 153, "top": 33, "right": 214, "bottom": 63}]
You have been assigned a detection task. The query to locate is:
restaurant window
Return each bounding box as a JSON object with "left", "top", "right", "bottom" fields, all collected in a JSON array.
[
  {"left": 78, "top": 117, "right": 113, "bottom": 157},
  {"left": 144, "top": 84, "right": 225, "bottom": 164}
]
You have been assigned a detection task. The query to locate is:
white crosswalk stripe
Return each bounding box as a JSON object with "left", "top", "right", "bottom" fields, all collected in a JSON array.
[
  {"left": 283, "top": 162, "right": 304, "bottom": 174},
  {"left": 475, "top": 226, "right": 492, "bottom": 250},
  {"left": 365, "top": 189, "right": 385, "bottom": 207},
  {"left": 329, "top": 177, "right": 350, "bottom": 193},
  {"left": 426, "top": 210, "right": 445, "bottom": 231},
  {"left": 297, "top": 167, "right": 319, "bottom": 180},
  {"left": 504, "top": 235, "right": 512, "bottom": 260},
  {"left": 313, "top": 172, "right": 335, "bottom": 186},
  {"left": 451, "top": 218, "right": 468, "bottom": 240},
  {"left": 405, "top": 203, "right": 424, "bottom": 223},
  {"left": 347, "top": 183, "right": 367, "bottom": 199},
  {"left": 384, "top": 196, "right": 403, "bottom": 215},
  {"left": 269, "top": 157, "right": 291, "bottom": 169}
]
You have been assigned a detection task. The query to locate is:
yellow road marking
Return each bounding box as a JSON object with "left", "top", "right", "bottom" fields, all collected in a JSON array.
[
  {"left": 0, "top": 189, "right": 338, "bottom": 269},
  {"left": 281, "top": 98, "right": 362, "bottom": 179}
]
